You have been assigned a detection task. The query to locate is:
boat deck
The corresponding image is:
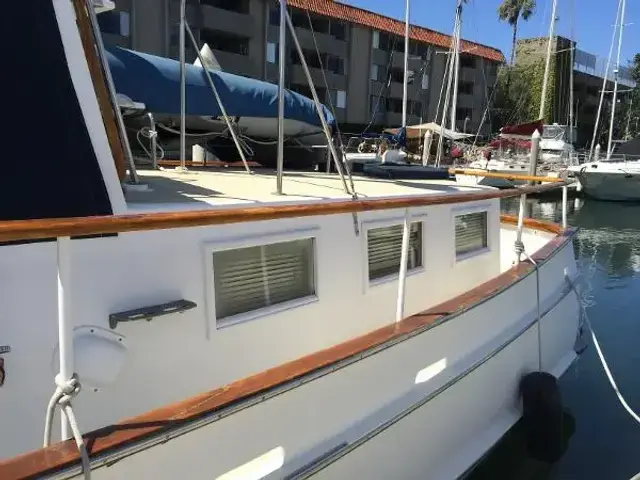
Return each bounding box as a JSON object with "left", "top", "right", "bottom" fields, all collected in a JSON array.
[{"left": 125, "top": 167, "right": 490, "bottom": 212}]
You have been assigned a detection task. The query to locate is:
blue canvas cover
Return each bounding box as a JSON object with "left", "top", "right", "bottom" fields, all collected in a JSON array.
[{"left": 105, "top": 46, "right": 335, "bottom": 130}]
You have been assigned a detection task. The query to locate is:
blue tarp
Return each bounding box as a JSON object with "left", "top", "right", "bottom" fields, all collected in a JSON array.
[{"left": 105, "top": 46, "right": 335, "bottom": 129}]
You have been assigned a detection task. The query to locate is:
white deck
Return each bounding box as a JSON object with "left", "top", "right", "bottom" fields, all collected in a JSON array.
[{"left": 126, "top": 167, "right": 489, "bottom": 211}]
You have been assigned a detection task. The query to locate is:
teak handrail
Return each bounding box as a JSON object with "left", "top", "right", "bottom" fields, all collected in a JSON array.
[
  {"left": 0, "top": 182, "right": 566, "bottom": 243},
  {"left": 448, "top": 168, "right": 567, "bottom": 183}
]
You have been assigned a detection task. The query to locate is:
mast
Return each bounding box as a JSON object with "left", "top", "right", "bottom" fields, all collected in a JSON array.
[
  {"left": 179, "top": 0, "right": 187, "bottom": 171},
  {"left": 539, "top": 0, "right": 559, "bottom": 121},
  {"left": 401, "top": 0, "right": 410, "bottom": 127},
  {"left": 568, "top": 0, "right": 575, "bottom": 144},
  {"left": 607, "top": 0, "right": 627, "bottom": 160},
  {"left": 588, "top": 0, "right": 622, "bottom": 160},
  {"left": 449, "top": 0, "right": 463, "bottom": 131},
  {"left": 276, "top": 0, "right": 287, "bottom": 193}
]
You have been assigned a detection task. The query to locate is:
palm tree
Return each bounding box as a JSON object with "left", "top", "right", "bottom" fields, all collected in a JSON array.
[{"left": 498, "top": 0, "right": 536, "bottom": 66}]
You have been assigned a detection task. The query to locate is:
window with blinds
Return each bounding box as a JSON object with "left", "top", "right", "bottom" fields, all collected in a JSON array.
[
  {"left": 367, "top": 222, "right": 423, "bottom": 281},
  {"left": 455, "top": 212, "right": 488, "bottom": 258},
  {"left": 212, "top": 238, "right": 315, "bottom": 322}
]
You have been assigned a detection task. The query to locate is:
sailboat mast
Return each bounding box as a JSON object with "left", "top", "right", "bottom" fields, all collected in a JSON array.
[
  {"left": 179, "top": 0, "right": 186, "bottom": 171},
  {"left": 402, "top": 0, "right": 410, "bottom": 127},
  {"left": 607, "top": 0, "right": 627, "bottom": 160},
  {"left": 450, "top": 0, "right": 463, "bottom": 131},
  {"left": 569, "top": 0, "right": 575, "bottom": 144},
  {"left": 539, "top": 0, "right": 559, "bottom": 121},
  {"left": 276, "top": 0, "right": 287, "bottom": 194}
]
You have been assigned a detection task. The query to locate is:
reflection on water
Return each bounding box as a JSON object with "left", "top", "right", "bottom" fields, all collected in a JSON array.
[{"left": 469, "top": 197, "right": 640, "bottom": 479}]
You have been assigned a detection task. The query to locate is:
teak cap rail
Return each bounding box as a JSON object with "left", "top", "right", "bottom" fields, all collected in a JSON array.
[
  {"left": 0, "top": 181, "right": 567, "bottom": 243},
  {"left": 449, "top": 168, "right": 568, "bottom": 183}
]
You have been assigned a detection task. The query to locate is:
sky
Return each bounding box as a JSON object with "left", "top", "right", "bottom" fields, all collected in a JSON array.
[{"left": 344, "top": 0, "right": 639, "bottom": 66}]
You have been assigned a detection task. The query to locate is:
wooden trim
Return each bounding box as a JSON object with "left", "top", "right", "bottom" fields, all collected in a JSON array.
[
  {"left": 0, "top": 217, "right": 578, "bottom": 479},
  {"left": 0, "top": 182, "right": 567, "bottom": 243},
  {"left": 449, "top": 168, "right": 567, "bottom": 184},
  {"left": 72, "top": 0, "right": 127, "bottom": 182}
]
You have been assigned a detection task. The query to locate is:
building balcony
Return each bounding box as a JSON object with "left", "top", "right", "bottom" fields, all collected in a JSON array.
[{"left": 200, "top": 4, "right": 255, "bottom": 34}]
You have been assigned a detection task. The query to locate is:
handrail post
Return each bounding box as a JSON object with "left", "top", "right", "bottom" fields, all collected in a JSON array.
[
  {"left": 396, "top": 209, "right": 412, "bottom": 322},
  {"left": 57, "top": 236, "right": 73, "bottom": 440},
  {"left": 515, "top": 130, "right": 541, "bottom": 264},
  {"left": 147, "top": 113, "right": 157, "bottom": 170},
  {"left": 562, "top": 185, "right": 568, "bottom": 229}
]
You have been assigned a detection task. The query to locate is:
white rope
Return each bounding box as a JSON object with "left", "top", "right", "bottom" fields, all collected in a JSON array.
[
  {"left": 566, "top": 276, "right": 640, "bottom": 425},
  {"left": 518, "top": 247, "right": 543, "bottom": 372},
  {"left": 136, "top": 127, "right": 165, "bottom": 163},
  {"left": 43, "top": 374, "right": 91, "bottom": 479}
]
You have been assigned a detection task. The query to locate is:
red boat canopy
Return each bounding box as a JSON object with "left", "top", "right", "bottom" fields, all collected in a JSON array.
[{"left": 499, "top": 119, "right": 544, "bottom": 138}]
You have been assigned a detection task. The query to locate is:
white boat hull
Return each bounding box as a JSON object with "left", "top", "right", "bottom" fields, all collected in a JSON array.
[
  {"left": 573, "top": 164, "right": 640, "bottom": 201},
  {"left": 61, "top": 228, "right": 579, "bottom": 480}
]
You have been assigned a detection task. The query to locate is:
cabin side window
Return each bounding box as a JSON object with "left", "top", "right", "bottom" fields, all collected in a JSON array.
[
  {"left": 213, "top": 238, "right": 316, "bottom": 323},
  {"left": 367, "top": 222, "right": 423, "bottom": 282},
  {"left": 455, "top": 212, "right": 488, "bottom": 258}
]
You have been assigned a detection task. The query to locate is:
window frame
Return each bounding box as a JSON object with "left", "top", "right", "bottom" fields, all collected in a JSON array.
[
  {"left": 362, "top": 214, "right": 427, "bottom": 289},
  {"left": 451, "top": 204, "right": 491, "bottom": 263},
  {"left": 204, "top": 227, "right": 320, "bottom": 329}
]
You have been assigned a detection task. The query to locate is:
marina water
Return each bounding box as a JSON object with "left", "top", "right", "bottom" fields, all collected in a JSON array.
[{"left": 469, "top": 197, "right": 640, "bottom": 479}]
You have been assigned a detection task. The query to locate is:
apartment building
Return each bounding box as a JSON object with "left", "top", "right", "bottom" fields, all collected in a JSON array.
[
  {"left": 98, "top": 0, "right": 504, "bottom": 133},
  {"left": 516, "top": 35, "right": 636, "bottom": 146}
]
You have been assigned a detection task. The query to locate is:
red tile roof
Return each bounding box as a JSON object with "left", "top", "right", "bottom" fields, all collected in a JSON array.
[{"left": 287, "top": 0, "right": 505, "bottom": 63}]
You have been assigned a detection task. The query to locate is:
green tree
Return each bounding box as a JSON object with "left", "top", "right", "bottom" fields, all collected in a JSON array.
[{"left": 498, "top": 0, "right": 537, "bottom": 66}]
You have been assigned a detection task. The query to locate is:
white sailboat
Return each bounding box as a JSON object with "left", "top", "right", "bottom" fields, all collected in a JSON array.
[
  {"left": 0, "top": 1, "right": 581, "bottom": 479},
  {"left": 456, "top": 0, "right": 578, "bottom": 189},
  {"left": 568, "top": 0, "right": 640, "bottom": 201}
]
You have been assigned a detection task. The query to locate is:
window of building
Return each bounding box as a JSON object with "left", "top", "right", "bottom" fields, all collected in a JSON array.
[
  {"left": 458, "top": 81, "right": 474, "bottom": 95},
  {"left": 460, "top": 55, "right": 476, "bottom": 69},
  {"left": 409, "top": 100, "right": 422, "bottom": 117},
  {"left": 335, "top": 90, "right": 347, "bottom": 109},
  {"left": 367, "top": 222, "right": 423, "bottom": 281},
  {"left": 330, "top": 21, "right": 347, "bottom": 41},
  {"left": 370, "top": 64, "right": 379, "bottom": 81},
  {"left": 370, "top": 95, "right": 386, "bottom": 116},
  {"left": 456, "top": 108, "right": 473, "bottom": 122},
  {"left": 269, "top": 7, "right": 280, "bottom": 25},
  {"left": 201, "top": 0, "right": 249, "bottom": 14},
  {"left": 201, "top": 29, "right": 250, "bottom": 56},
  {"left": 267, "top": 42, "right": 278, "bottom": 64},
  {"left": 97, "top": 10, "right": 130, "bottom": 37},
  {"left": 386, "top": 98, "right": 403, "bottom": 114},
  {"left": 389, "top": 67, "right": 404, "bottom": 84},
  {"left": 378, "top": 32, "right": 391, "bottom": 51},
  {"left": 421, "top": 72, "right": 429, "bottom": 90},
  {"left": 455, "top": 212, "right": 488, "bottom": 258},
  {"left": 372, "top": 30, "right": 380, "bottom": 49},
  {"left": 213, "top": 238, "right": 316, "bottom": 322},
  {"left": 326, "top": 55, "right": 346, "bottom": 75}
]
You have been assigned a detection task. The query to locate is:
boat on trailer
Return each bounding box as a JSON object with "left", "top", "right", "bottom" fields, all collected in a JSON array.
[
  {"left": 106, "top": 45, "right": 335, "bottom": 169},
  {"left": 0, "top": 1, "right": 583, "bottom": 479}
]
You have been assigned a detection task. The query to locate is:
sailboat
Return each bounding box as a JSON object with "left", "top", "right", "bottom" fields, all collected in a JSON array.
[
  {"left": 455, "top": 0, "right": 578, "bottom": 189},
  {"left": 344, "top": 0, "right": 458, "bottom": 180},
  {"left": 568, "top": 0, "right": 640, "bottom": 201},
  {"left": 0, "top": 0, "right": 581, "bottom": 478}
]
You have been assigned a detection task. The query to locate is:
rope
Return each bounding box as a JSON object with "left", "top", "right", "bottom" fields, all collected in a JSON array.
[
  {"left": 565, "top": 276, "right": 640, "bottom": 426},
  {"left": 517, "top": 246, "right": 542, "bottom": 372},
  {"left": 43, "top": 374, "right": 91, "bottom": 479}
]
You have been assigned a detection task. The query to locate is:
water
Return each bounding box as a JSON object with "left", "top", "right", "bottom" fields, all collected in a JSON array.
[{"left": 470, "top": 197, "right": 640, "bottom": 480}]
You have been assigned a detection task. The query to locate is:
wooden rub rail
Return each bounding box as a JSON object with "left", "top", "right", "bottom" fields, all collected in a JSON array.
[
  {"left": 449, "top": 168, "right": 567, "bottom": 183},
  {"left": 0, "top": 182, "right": 568, "bottom": 243}
]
